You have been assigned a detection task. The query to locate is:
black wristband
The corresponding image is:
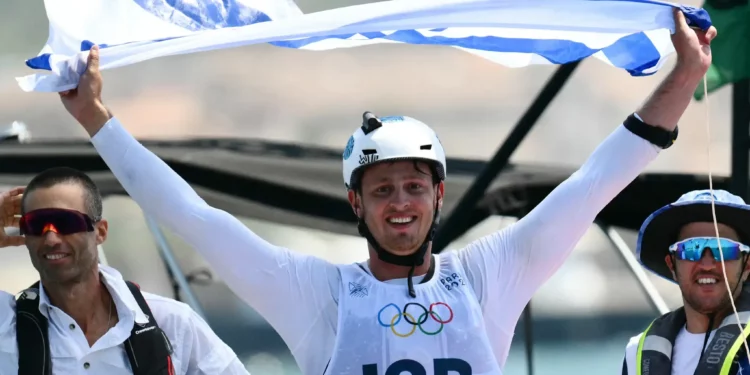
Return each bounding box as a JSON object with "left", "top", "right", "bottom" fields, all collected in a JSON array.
[{"left": 623, "top": 114, "right": 678, "bottom": 149}]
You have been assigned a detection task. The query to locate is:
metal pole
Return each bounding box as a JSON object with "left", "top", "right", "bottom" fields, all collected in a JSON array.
[
  {"left": 730, "top": 79, "right": 750, "bottom": 200},
  {"left": 144, "top": 215, "right": 208, "bottom": 320},
  {"left": 601, "top": 224, "right": 670, "bottom": 315},
  {"left": 433, "top": 62, "right": 580, "bottom": 252}
]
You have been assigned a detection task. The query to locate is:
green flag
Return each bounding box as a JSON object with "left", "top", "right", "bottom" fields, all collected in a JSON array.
[{"left": 693, "top": 0, "right": 750, "bottom": 100}]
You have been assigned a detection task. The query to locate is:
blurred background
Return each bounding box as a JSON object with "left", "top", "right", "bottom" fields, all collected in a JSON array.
[{"left": 0, "top": 0, "right": 743, "bottom": 374}]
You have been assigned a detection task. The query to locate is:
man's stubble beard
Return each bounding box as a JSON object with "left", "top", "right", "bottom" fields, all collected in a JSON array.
[{"left": 682, "top": 277, "right": 742, "bottom": 316}]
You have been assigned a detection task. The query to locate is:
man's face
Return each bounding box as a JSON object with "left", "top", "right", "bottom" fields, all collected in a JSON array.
[
  {"left": 349, "top": 161, "right": 443, "bottom": 256},
  {"left": 666, "top": 222, "right": 749, "bottom": 314},
  {"left": 23, "top": 183, "right": 107, "bottom": 285}
]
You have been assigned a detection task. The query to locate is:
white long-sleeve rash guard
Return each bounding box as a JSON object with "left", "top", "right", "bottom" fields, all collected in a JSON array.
[{"left": 91, "top": 118, "right": 660, "bottom": 375}]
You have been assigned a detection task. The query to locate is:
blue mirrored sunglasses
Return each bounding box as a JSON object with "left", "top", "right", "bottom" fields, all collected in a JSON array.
[{"left": 668, "top": 237, "right": 750, "bottom": 262}]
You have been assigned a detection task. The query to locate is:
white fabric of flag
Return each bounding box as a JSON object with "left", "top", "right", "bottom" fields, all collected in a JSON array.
[{"left": 16, "top": 0, "right": 713, "bottom": 93}]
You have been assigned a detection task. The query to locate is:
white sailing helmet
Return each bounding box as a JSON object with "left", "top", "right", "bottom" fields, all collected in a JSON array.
[{"left": 342, "top": 112, "right": 447, "bottom": 189}]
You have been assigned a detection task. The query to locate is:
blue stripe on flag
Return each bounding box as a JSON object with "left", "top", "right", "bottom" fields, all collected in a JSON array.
[
  {"left": 26, "top": 37, "right": 179, "bottom": 70},
  {"left": 600, "top": 32, "right": 662, "bottom": 76},
  {"left": 272, "top": 30, "right": 599, "bottom": 66},
  {"left": 26, "top": 54, "right": 53, "bottom": 71},
  {"left": 80, "top": 40, "right": 110, "bottom": 51},
  {"left": 25, "top": 28, "right": 660, "bottom": 76}
]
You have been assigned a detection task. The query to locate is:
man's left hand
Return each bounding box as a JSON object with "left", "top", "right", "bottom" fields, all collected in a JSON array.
[{"left": 671, "top": 7, "right": 718, "bottom": 77}]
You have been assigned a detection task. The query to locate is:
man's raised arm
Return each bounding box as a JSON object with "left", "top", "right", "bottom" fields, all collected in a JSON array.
[
  {"left": 56, "top": 46, "right": 339, "bottom": 357},
  {"left": 456, "top": 8, "right": 717, "bottom": 342}
]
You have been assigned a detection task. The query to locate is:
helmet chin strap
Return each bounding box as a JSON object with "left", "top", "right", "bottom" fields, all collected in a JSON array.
[{"left": 358, "top": 203, "right": 441, "bottom": 298}]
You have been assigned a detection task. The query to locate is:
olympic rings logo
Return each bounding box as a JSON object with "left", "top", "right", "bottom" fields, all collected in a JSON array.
[{"left": 377, "top": 302, "right": 454, "bottom": 338}]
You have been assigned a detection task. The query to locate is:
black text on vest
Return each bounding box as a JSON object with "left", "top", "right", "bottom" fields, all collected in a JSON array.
[{"left": 362, "top": 358, "right": 472, "bottom": 375}]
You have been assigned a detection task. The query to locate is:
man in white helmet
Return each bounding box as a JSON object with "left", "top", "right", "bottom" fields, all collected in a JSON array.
[
  {"left": 52, "top": 9, "right": 714, "bottom": 375},
  {"left": 341, "top": 112, "right": 448, "bottom": 298}
]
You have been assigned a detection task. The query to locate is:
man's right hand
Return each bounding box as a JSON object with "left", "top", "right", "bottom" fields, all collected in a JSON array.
[
  {"left": 0, "top": 187, "right": 25, "bottom": 248},
  {"left": 59, "top": 45, "right": 112, "bottom": 137}
]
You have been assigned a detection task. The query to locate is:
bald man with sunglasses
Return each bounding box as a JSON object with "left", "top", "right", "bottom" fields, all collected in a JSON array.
[{"left": 0, "top": 168, "right": 250, "bottom": 375}]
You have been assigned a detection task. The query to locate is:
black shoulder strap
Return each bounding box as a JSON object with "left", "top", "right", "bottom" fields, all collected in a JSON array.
[
  {"left": 693, "top": 321, "right": 749, "bottom": 375},
  {"left": 15, "top": 281, "right": 175, "bottom": 375},
  {"left": 694, "top": 291, "right": 750, "bottom": 375},
  {"left": 15, "top": 281, "right": 51, "bottom": 375},
  {"left": 124, "top": 281, "right": 175, "bottom": 375}
]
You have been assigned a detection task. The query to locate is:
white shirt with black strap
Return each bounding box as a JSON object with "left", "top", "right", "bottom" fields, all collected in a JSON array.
[
  {"left": 89, "top": 116, "right": 662, "bottom": 375},
  {"left": 0, "top": 265, "right": 249, "bottom": 375}
]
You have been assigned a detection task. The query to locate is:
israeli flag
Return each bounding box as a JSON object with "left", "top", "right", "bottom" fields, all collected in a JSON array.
[{"left": 17, "top": 0, "right": 711, "bottom": 93}]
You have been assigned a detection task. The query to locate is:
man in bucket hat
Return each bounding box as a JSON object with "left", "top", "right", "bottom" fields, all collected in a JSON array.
[{"left": 621, "top": 189, "right": 750, "bottom": 375}]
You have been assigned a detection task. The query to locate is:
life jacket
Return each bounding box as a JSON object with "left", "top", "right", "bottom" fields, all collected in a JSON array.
[
  {"left": 15, "top": 280, "right": 175, "bottom": 375},
  {"left": 635, "top": 290, "right": 750, "bottom": 375}
]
